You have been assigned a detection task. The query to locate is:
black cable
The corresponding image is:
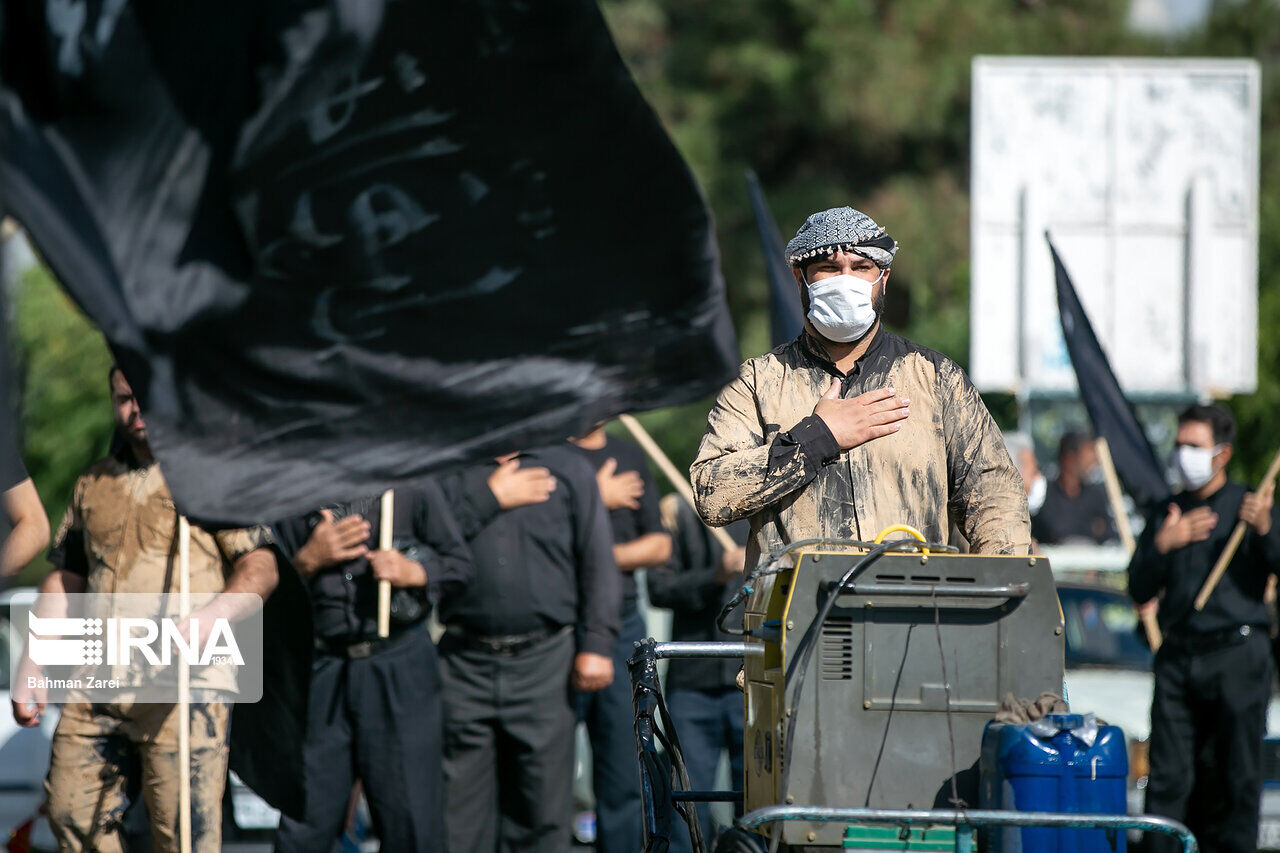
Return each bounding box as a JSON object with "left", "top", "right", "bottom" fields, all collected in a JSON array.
[
  {"left": 725, "top": 536, "right": 953, "bottom": 852},
  {"left": 933, "top": 594, "right": 965, "bottom": 810},
  {"left": 778, "top": 539, "right": 956, "bottom": 812},
  {"left": 631, "top": 640, "right": 706, "bottom": 853},
  {"left": 779, "top": 541, "right": 900, "bottom": 797},
  {"left": 863, "top": 623, "right": 915, "bottom": 807},
  {"left": 762, "top": 540, "right": 916, "bottom": 853},
  {"left": 715, "top": 538, "right": 890, "bottom": 635}
]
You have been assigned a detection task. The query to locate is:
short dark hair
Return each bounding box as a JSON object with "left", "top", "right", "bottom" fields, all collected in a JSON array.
[
  {"left": 1178, "top": 403, "right": 1235, "bottom": 446},
  {"left": 1058, "top": 430, "right": 1092, "bottom": 462}
]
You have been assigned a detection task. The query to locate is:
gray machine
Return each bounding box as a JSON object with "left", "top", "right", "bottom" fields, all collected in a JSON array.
[
  {"left": 630, "top": 536, "right": 1196, "bottom": 853},
  {"left": 741, "top": 544, "right": 1065, "bottom": 847}
]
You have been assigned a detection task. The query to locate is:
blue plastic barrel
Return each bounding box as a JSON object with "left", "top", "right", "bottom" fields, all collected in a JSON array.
[{"left": 979, "top": 713, "right": 1128, "bottom": 853}]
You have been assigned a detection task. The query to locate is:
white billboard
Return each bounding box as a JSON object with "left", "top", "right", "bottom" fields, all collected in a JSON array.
[{"left": 970, "top": 57, "right": 1260, "bottom": 396}]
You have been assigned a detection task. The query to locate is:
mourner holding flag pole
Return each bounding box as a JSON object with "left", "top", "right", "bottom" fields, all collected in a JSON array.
[
  {"left": 10, "top": 367, "right": 278, "bottom": 853},
  {"left": 691, "top": 206, "right": 1029, "bottom": 560},
  {"left": 1128, "top": 404, "right": 1280, "bottom": 853},
  {"left": 270, "top": 484, "right": 472, "bottom": 853}
]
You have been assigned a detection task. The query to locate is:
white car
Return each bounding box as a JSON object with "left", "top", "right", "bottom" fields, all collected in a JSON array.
[{"left": 1058, "top": 581, "right": 1280, "bottom": 850}]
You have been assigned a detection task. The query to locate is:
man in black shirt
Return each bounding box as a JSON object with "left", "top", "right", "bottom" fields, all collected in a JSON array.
[
  {"left": 1129, "top": 404, "right": 1280, "bottom": 853},
  {"left": 1032, "top": 431, "right": 1117, "bottom": 545},
  {"left": 271, "top": 485, "right": 472, "bottom": 853},
  {"left": 437, "top": 448, "right": 620, "bottom": 853},
  {"left": 569, "top": 425, "right": 671, "bottom": 853},
  {"left": 648, "top": 495, "right": 749, "bottom": 853}
]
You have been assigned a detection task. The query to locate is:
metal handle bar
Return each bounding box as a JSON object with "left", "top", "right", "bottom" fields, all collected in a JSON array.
[
  {"left": 648, "top": 641, "right": 763, "bottom": 660},
  {"left": 736, "top": 805, "right": 1197, "bottom": 853},
  {"left": 824, "top": 581, "right": 1032, "bottom": 599}
]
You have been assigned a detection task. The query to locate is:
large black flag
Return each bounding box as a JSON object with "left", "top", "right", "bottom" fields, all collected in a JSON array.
[
  {"left": 1048, "top": 236, "right": 1169, "bottom": 509},
  {"left": 0, "top": 0, "right": 737, "bottom": 525},
  {"left": 745, "top": 170, "right": 804, "bottom": 348}
]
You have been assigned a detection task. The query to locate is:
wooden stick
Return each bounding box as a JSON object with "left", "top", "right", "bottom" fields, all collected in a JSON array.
[
  {"left": 1095, "top": 438, "right": 1161, "bottom": 650},
  {"left": 1095, "top": 439, "right": 1136, "bottom": 553},
  {"left": 617, "top": 414, "right": 738, "bottom": 553},
  {"left": 1193, "top": 445, "right": 1280, "bottom": 611},
  {"left": 177, "top": 516, "right": 192, "bottom": 853},
  {"left": 377, "top": 490, "right": 394, "bottom": 638}
]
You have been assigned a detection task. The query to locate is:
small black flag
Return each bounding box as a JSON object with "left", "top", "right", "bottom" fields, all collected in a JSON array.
[
  {"left": 745, "top": 170, "right": 803, "bottom": 348},
  {"left": 1048, "top": 235, "right": 1170, "bottom": 509}
]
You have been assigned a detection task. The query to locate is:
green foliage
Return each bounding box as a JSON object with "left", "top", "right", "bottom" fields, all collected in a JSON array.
[
  {"left": 602, "top": 0, "right": 1280, "bottom": 482},
  {"left": 12, "top": 262, "right": 113, "bottom": 583}
]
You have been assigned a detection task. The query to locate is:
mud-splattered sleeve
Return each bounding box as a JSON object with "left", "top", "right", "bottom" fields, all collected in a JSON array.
[
  {"left": 940, "top": 363, "right": 1031, "bottom": 555},
  {"left": 47, "top": 477, "right": 88, "bottom": 577},
  {"left": 691, "top": 361, "right": 839, "bottom": 527},
  {"left": 214, "top": 525, "right": 275, "bottom": 563}
]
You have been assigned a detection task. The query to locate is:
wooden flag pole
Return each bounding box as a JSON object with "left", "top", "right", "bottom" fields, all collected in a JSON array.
[
  {"left": 1095, "top": 438, "right": 1162, "bottom": 650},
  {"left": 1193, "top": 445, "right": 1280, "bottom": 612},
  {"left": 1095, "top": 439, "right": 1136, "bottom": 553},
  {"left": 177, "top": 516, "right": 192, "bottom": 853},
  {"left": 617, "top": 414, "right": 738, "bottom": 553},
  {"left": 377, "top": 490, "right": 394, "bottom": 638}
]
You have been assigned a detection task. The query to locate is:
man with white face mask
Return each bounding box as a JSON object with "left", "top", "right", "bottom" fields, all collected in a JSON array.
[
  {"left": 692, "top": 206, "right": 1030, "bottom": 573},
  {"left": 1128, "top": 403, "right": 1280, "bottom": 853}
]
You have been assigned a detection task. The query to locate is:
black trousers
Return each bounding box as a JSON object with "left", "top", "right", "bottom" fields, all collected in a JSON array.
[
  {"left": 439, "top": 627, "right": 576, "bottom": 853},
  {"left": 274, "top": 625, "right": 445, "bottom": 853},
  {"left": 1146, "top": 630, "right": 1272, "bottom": 853}
]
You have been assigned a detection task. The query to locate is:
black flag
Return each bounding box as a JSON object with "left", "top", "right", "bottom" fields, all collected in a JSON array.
[
  {"left": 1048, "top": 236, "right": 1169, "bottom": 509},
  {"left": 0, "top": 0, "right": 738, "bottom": 525},
  {"left": 745, "top": 170, "right": 804, "bottom": 347}
]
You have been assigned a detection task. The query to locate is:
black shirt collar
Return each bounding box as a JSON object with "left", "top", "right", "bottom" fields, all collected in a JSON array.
[{"left": 799, "top": 322, "right": 889, "bottom": 378}]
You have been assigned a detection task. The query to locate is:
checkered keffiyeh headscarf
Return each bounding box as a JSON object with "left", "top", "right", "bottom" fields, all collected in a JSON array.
[{"left": 785, "top": 206, "right": 898, "bottom": 269}]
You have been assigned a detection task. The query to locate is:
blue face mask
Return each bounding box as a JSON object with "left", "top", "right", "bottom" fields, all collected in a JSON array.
[{"left": 804, "top": 270, "right": 884, "bottom": 343}]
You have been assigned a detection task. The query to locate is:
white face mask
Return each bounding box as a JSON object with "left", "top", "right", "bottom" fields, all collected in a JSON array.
[
  {"left": 805, "top": 271, "right": 883, "bottom": 343},
  {"left": 1175, "top": 444, "right": 1222, "bottom": 491},
  {"left": 1027, "top": 473, "right": 1048, "bottom": 514}
]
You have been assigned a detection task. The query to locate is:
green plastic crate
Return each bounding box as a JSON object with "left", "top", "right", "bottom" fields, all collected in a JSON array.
[{"left": 843, "top": 825, "right": 956, "bottom": 851}]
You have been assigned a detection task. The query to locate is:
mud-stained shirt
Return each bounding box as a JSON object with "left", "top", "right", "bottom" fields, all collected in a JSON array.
[
  {"left": 691, "top": 329, "right": 1030, "bottom": 569},
  {"left": 49, "top": 451, "right": 271, "bottom": 594}
]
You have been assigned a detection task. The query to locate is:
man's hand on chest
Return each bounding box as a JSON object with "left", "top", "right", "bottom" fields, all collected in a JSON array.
[
  {"left": 295, "top": 509, "right": 371, "bottom": 576},
  {"left": 813, "top": 378, "right": 911, "bottom": 451},
  {"left": 1154, "top": 503, "right": 1218, "bottom": 555}
]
